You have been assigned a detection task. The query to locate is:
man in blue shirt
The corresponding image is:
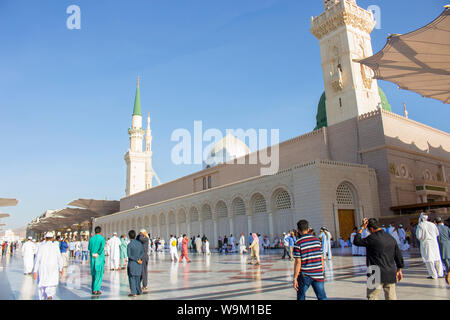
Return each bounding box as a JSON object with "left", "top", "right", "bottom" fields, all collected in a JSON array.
[{"left": 59, "top": 237, "right": 69, "bottom": 268}]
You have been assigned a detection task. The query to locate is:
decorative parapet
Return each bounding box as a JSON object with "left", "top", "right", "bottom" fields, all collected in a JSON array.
[
  {"left": 280, "top": 127, "right": 324, "bottom": 146},
  {"left": 128, "top": 127, "right": 145, "bottom": 135},
  {"left": 357, "top": 108, "right": 381, "bottom": 120},
  {"left": 292, "top": 159, "right": 368, "bottom": 170},
  {"left": 311, "top": 0, "right": 375, "bottom": 40},
  {"left": 317, "top": 159, "right": 368, "bottom": 169}
]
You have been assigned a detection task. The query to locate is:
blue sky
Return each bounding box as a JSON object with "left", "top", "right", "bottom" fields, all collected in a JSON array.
[{"left": 0, "top": 0, "right": 448, "bottom": 230}]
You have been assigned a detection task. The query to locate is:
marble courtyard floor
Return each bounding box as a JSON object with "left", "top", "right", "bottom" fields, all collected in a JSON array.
[{"left": 0, "top": 248, "right": 448, "bottom": 300}]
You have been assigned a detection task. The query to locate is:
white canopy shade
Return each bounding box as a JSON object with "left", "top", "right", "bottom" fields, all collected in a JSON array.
[{"left": 359, "top": 7, "right": 450, "bottom": 104}]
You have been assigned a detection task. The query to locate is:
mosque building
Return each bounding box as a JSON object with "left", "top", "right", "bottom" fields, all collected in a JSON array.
[{"left": 94, "top": 0, "right": 450, "bottom": 245}]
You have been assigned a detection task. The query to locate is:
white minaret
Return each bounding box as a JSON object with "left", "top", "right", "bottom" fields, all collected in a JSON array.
[
  {"left": 124, "top": 77, "right": 148, "bottom": 196},
  {"left": 311, "top": 0, "right": 382, "bottom": 126},
  {"left": 144, "top": 112, "right": 155, "bottom": 189}
]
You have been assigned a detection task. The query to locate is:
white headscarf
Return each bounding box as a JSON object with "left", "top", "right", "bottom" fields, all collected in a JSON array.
[{"left": 419, "top": 212, "right": 428, "bottom": 224}]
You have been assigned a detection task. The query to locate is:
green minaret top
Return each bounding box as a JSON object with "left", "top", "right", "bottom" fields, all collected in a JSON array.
[{"left": 133, "top": 76, "right": 142, "bottom": 116}]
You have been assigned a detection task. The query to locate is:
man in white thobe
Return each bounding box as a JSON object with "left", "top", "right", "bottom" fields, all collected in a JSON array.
[
  {"left": 239, "top": 233, "right": 247, "bottom": 254},
  {"left": 398, "top": 225, "right": 406, "bottom": 243},
  {"left": 109, "top": 233, "right": 121, "bottom": 271},
  {"left": 177, "top": 235, "right": 183, "bottom": 251},
  {"left": 169, "top": 236, "right": 179, "bottom": 262},
  {"left": 195, "top": 236, "right": 202, "bottom": 254},
  {"left": 33, "top": 232, "right": 63, "bottom": 300},
  {"left": 229, "top": 234, "right": 236, "bottom": 252},
  {"left": 22, "top": 237, "right": 36, "bottom": 275},
  {"left": 350, "top": 228, "right": 358, "bottom": 255},
  {"left": 319, "top": 227, "right": 333, "bottom": 260},
  {"left": 416, "top": 213, "right": 444, "bottom": 279},
  {"left": 390, "top": 228, "right": 402, "bottom": 246}
]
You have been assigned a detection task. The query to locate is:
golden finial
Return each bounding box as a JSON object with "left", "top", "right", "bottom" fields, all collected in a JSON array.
[{"left": 137, "top": 76, "right": 140, "bottom": 88}]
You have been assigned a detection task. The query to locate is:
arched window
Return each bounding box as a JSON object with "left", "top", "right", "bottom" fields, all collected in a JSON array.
[
  {"left": 253, "top": 194, "right": 267, "bottom": 214},
  {"left": 168, "top": 212, "right": 176, "bottom": 224},
  {"left": 336, "top": 183, "right": 354, "bottom": 205},
  {"left": 159, "top": 214, "right": 166, "bottom": 225},
  {"left": 215, "top": 201, "right": 228, "bottom": 218},
  {"left": 178, "top": 210, "right": 186, "bottom": 223},
  {"left": 232, "top": 198, "right": 246, "bottom": 216},
  {"left": 190, "top": 207, "right": 199, "bottom": 222},
  {"left": 201, "top": 205, "right": 212, "bottom": 220},
  {"left": 276, "top": 190, "right": 291, "bottom": 210}
]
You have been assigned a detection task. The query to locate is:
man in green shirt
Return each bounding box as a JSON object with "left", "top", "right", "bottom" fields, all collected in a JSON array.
[{"left": 88, "top": 226, "right": 105, "bottom": 295}]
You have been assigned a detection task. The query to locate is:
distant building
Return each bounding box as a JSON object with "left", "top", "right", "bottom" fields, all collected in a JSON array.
[{"left": 0, "top": 228, "right": 25, "bottom": 242}]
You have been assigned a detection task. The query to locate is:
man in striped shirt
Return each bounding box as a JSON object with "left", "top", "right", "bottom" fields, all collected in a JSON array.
[{"left": 293, "top": 219, "right": 327, "bottom": 300}]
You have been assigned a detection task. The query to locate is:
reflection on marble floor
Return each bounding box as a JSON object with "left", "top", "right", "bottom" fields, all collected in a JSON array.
[{"left": 0, "top": 248, "right": 448, "bottom": 300}]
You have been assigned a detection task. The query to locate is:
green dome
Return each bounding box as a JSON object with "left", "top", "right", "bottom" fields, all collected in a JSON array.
[
  {"left": 314, "top": 87, "right": 392, "bottom": 130},
  {"left": 378, "top": 87, "right": 392, "bottom": 112},
  {"left": 314, "top": 92, "right": 327, "bottom": 130}
]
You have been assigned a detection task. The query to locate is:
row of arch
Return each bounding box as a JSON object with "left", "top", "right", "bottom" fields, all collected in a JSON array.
[
  {"left": 97, "top": 181, "right": 361, "bottom": 247},
  {"left": 99, "top": 188, "right": 294, "bottom": 247}
]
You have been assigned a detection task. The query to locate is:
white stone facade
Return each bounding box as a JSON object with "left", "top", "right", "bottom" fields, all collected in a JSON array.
[{"left": 95, "top": 160, "right": 379, "bottom": 247}]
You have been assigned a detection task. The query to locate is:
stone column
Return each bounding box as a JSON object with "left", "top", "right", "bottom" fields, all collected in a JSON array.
[
  {"left": 358, "top": 204, "right": 364, "bottom": 225},
  {"left": 166, "top": 224, "right": 169, "bottom": 239},
  {"left": 332, "top": 203, "right": 340, "bottom": 241},
  {"left": 229, "top": 216, "right": 234, "bottom": 236},
  {"left": 213, "top": 219, "right": 218, "bottom": 248},
  {"left": 268, "top": 212, "right": 274, "bottom": 240},
  {"left": 199, "top": 219, "right": 204, "bottom": 236},
  {"left": 247, "top": 215, "right": 252, "bottom": 234},
  {"left": 187, "top": 220, "right": 191, "bottom": 239}
]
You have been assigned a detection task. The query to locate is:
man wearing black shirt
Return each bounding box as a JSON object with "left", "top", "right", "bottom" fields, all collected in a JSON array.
[
  {"left": 353, "top": 218, "right": 404, "bottom": 300},
  {"left": 137, "top": 229, "right": 149, "bottom": 292}
]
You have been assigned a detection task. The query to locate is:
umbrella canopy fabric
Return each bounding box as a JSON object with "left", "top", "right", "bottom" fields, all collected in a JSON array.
[
  {"left": 28, "top": 199, "right": 119, "bottom": 233},
  {"left": 0, "top": 198, "right": 18, "bottom": 207},
  {"left": 359, "top": 7, "right": 450, "bottom": 104},
  {"left": 67, "top": 199, "right": 120, "bottom": 215}
]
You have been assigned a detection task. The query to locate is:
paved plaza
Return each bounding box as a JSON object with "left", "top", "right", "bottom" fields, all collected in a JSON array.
[{"left": 0, "top": 248, "right": 448, "bottom": 300}]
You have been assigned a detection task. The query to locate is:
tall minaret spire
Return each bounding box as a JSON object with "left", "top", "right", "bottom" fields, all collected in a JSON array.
[{"left": 124, "top": 77, "right": 146, "bottom": 196}]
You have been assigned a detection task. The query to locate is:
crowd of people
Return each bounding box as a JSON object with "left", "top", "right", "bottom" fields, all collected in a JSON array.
[
  {"left": 1, "top": 240, "right": 21, "bottom": 257},
  {"left": 2, "top": 211, "right": 448, "bottom": 300}
]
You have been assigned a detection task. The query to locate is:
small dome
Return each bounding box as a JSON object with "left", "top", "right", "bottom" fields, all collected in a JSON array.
[
  {"left": 203, "top": 133, "right": 251, "bottom": 169},
  {"left": 314, "top": 87, "right": 392, "bottom": 129},
  {"left": 378, "top": 87, "right": 392, "bottom": 112}
]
